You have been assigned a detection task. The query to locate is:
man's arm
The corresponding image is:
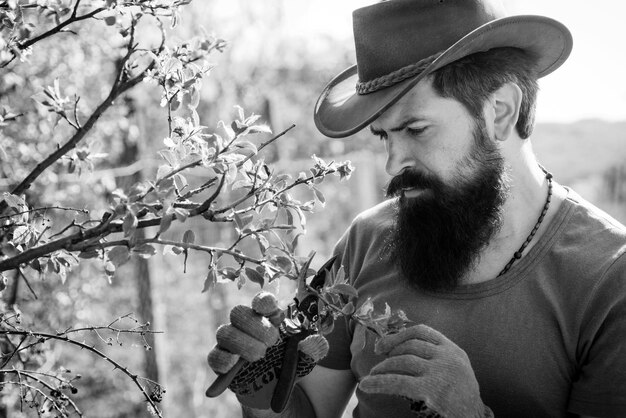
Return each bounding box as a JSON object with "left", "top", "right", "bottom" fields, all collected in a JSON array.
[{"left": 242, "top": 366, "right": 357, "bottom": 418}]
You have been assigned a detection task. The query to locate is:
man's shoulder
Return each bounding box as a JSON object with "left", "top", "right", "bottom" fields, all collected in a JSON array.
[
  {"left": 554, "top": 188, "right": 626, "bottom": 275},
  {"left": 564, "top": 188, "right": 626, "bottom": 240},
  {"left": 350, "top": 198, "right": 397, "bottom": 233}
]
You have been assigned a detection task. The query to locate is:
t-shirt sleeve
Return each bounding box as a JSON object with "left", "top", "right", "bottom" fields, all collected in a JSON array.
[
  {"left": 568, "top": 253, "right": 626, "bottom": 417},
  {"left": 318, "top": 228, "right": 354, "bottom": 370}
]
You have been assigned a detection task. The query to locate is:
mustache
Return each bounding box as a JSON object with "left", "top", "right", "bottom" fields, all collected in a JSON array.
[{"left": 386, "top": 169, "right": 441, "bottom": 197}]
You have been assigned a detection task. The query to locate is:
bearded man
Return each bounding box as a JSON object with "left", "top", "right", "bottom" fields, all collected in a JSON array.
[{"left": 207, "top": 1, "right": 626, "bottom": 417}]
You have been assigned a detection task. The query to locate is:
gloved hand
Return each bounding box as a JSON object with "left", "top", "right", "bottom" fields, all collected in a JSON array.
[
  {"left": 359, "top": 324, "right": 493, "bottom": 418},
  {"left": 207, "top": 291, "right": 329, "bottom": 410}
]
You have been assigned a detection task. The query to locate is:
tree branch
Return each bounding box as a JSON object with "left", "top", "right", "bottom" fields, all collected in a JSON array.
[
  {"left": 0, "top": 369, "right": 83, "bottom": 416},
  {"left": 17, "top": 6, "right": 106, "bottom": 52},
  {"left": 0, "top": 330, "right": 162, "bottom": 417},
  {"left": 10, "top": 19, "right": 152, "bottom": 197}
]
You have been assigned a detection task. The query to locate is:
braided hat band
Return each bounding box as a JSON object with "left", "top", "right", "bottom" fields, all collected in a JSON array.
[
  {"left": 356, "top": 51, "right": 442, "bottom": 95},
  {"left": 314, "top": 0, "right": 572, "bottom": 138}
]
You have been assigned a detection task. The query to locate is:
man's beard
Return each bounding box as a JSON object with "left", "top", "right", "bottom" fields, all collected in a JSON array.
[{"left": 386, "top": 120, "right": 508, "bottom": 292}]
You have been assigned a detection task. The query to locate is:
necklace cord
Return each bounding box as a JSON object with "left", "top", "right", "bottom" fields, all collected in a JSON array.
[{"left": 497, "top": 169, "right": 553, "bottom": 277}]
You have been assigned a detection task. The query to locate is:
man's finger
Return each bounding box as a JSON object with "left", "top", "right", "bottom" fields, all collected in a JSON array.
[
  {"left": 369, "top": 354, "right": 428, "bottom": 376},
  {"left": 215, "top": 324, "right": 268, "bottom": 362},
  {"left": 230, "top": 305, "right": 280, "bottom": 346},
  {"left": 375, "top": 324, "right": 443, "bottom": 355},
  {"left": 251, "top": 291, "right": 281, "bottom": 316},
  {"left": 207, "top": 344, "right": 240, "bottom": 374},
  {"left": 359, "top": 374, "right": 429, "bottom": 403},
  {"left": 388, "top": 339, "right": 436, "bottom": 359}
]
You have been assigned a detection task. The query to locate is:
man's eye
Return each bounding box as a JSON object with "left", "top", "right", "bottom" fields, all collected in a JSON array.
[{"left": 407, "top": 127, "right": 427, "bottom": 137}]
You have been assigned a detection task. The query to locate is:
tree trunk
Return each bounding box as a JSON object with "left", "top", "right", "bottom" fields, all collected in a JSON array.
[{"left": 116, "top": 95, "right": 162, "bottom": 416}]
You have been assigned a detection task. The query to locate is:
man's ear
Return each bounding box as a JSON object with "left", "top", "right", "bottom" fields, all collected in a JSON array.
[{"left": 491, "top": 82, "right": 523, "bottom": 141}]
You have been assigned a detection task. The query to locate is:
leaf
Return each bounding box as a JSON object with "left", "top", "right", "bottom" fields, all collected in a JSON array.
[
  {"left": 12, "top": 225, "right": 30, "bottom": 242},
  {"left": 123, "top": 212, "right": 138, "bottom": 238},
  {"left": 78, "top": 250, "right": 100, "bottom": 259},
  {"left": 159, "top": 213, "right": 174, "bottom": 234},
  {"left": 341, "top": 301, "right": 356, "bottom": 316},
  {"left": 387, "top": 310, "right": 412, "bottom": 333},
  {"left": 47, "top": 258, "right": 60, "bottom": 274},
  {"left": 237, "top": 272, "right": 246, "bottom": 289},
  {"left": 231, "top": 179, "right": 251, "bottom": 191},
  {"left": 163, "top": 245, "right": 183, "bottom": 255},
  {"left": 287, "top": 233, "right": 302, "bottom": 253},
  {"left": 221, "top": 267, "right": 239, "bottom": 281},
  {"left": 1, "top": 192, "right": 26, "bottom": 212},
  {"left": 285, "top": 208, "right": 294, "bottom": 227},
  {"left": 174, "top": 173, "right": 188, "bottom": 191},
  {"left": 104, "top": 261, "right": 116, "bottom": 280},
  {"left": 294, "top": 206, "right": 306, "bottom": 228},
  {"left": 108, "top": 246, "right": 130, "bottom": 267},
  {"left": 170, "top": 93, "right": 181, "bottom": 111},
  {"left": 244, "top": 114, "right": 261, "bottom": 125},
  {"left": 301, "top": 200, "right": 316, "bottom": 212},
  {"left": 255, "top": 234, "right": 269, "bottom": 255},
  {"left": 328, "top": 283, "right": 358, "bottom": 299},
  {"left": 274, "top": 256, "right": 293, "bottom": 273},
  {"left": 244, "top": 267, "right": 264, "bottom": 288},
  {"left": 133, "top": 244, "right": 156, "bottom": 259},
  {"left": 355, "top": 297, "right": 374, "bottom": 318},
  {"left": 182, "top": 230, "right": 195, "bottom": 244},
  {"left": 312, "top": 186, "right": 326, "bottom": 206},
  {"left": 248, "top": 125, "right": 272, "bottom": 135},
  {"left": 235, "top": 105, "right": 245, "bottom": 122},
  {"left": 331, "top": 266, "right": 346, "bottom": 286},
  {"left": 188, "top": 87, "right": 200, "bottom": 109},
  {"left": 226, "top": 163, "right": 238, "bottom": 185},
  {"left": 157, "top": 164, "right": 172, "bottom": 180},
  {"left": 235, "top": 141, "right": 258, "bottom": 154},
  {"left": 201, "top": 268, "right": 217, "bottom": 293},
  {"left": 174, "top": 208, "right": 190, "bottom": 223}
]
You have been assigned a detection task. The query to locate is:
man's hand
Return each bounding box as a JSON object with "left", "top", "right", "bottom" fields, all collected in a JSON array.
[
  {"left": 207, "top": 292, "right": 329, "bottom": 411},
  {"left": 359, "top": 324, "right": 492, "bottom": 418}
]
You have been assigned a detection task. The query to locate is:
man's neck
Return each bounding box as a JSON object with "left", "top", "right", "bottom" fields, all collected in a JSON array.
[{"left": 462, "top": 150, "right": 566, "bottom": 285}]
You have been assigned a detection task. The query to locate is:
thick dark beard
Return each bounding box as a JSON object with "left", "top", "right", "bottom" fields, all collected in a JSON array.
[{"left": 386, "top": 121, "right": 508, "bottom": 292}]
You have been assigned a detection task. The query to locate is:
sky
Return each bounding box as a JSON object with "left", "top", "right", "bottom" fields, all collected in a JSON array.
[{"left": 280, "top": 0, "right": 626, "bottom": 123}]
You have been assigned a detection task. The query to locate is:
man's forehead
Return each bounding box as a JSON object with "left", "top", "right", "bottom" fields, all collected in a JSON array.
[
  {"left": 370, "top": 81, "right": 438, "bottom": 131},
  {"left": 370, "top": 78, "right": 471, "bottom": 132}
]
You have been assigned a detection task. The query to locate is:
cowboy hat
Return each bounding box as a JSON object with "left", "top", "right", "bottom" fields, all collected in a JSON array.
[{"left": 314, "top": 0, "right": 573, "bottom": 138}]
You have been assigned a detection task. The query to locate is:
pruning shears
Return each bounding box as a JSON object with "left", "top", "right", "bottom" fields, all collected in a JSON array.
[{"left": 206, "top": 255, "right": 338, "bottom": 413}]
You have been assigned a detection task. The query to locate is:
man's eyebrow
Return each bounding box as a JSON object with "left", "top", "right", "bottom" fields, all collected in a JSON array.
[{"left": 369, "top": 117, "right": 426, "bottom": 136}]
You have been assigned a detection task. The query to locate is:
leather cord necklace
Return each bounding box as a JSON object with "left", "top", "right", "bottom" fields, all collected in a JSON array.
[{"left": 497, "top": 169, "right": 553, "bottom": 277}]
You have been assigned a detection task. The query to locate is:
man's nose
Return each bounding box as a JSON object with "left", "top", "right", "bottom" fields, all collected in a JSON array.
[{"left": 385, "top": 136, "right": 416, "bottom": 177}]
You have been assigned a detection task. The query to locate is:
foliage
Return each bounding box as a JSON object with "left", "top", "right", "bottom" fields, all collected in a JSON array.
[
  {"left": 0, "top": 0, "right": 353, "bottom": 416},
  {"left": 302, "top": 257, "right": 412, "bottom": 339}
]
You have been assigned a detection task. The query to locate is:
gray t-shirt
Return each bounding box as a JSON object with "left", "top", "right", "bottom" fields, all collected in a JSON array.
[{"left": 320, "top": 188, "right": 626, "bottom": 418}]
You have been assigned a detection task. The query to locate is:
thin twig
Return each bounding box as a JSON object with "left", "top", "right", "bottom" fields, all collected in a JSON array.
[
  {"left": 0, "top": 206, "right": 89, "bottom": 221},
  {"left": 0, "top": 330, "right": 162, "bottom": 416},
  {"left": 238, "top": 124, "right": 296, "bottom": 168},
  {"left": 9, "top": 21, "right": 153, "bottom": 197},
  {"left": 0, "top": 369, "right": 83, "bottom": 416},
  {"left": 17, "top": 269, "right": 38, "bottom": 300},
  {"left": 16, "top": 5, "right": 106, "bottom": 52},
  {"left": 80, "top": 238, "right": 263, "bottom": 265}
]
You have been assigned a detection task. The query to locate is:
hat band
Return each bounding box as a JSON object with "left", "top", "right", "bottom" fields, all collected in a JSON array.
[{"left": 356, "top": 50, "right": 442, "bottom": 95}]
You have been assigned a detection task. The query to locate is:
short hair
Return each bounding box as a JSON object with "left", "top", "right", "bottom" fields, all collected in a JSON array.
[{"left": 430, "top": 47, "right": 540, "bottom": 139}]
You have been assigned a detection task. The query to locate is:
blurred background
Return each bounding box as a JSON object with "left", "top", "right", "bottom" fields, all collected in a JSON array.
[{"left": 1, "top": 0, "right": 625, "bottom": 417}]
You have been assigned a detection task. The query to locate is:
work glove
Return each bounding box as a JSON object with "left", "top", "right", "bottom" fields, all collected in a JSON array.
[
  {"left": 207, "top": 291, "right": 329, "bottom": 410},
  {"left": 359, "top": 324, "right": 494, "bottom": 418}
]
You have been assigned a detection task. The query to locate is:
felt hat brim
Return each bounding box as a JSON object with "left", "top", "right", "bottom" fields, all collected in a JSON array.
[{"left": 314, "top": 15, "right": 572, "bottom": 138}]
